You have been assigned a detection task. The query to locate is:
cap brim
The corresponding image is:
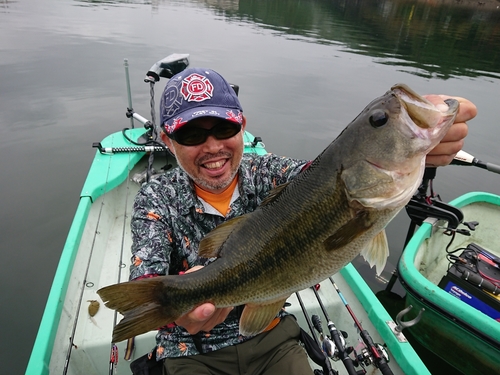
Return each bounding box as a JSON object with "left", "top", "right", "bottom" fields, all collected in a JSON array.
[{"left": 163, "top": 106, "right": 243, "bottom": 134}]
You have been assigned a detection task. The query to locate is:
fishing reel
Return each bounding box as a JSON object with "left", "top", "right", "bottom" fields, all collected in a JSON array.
[
  {"left": 312, "top": 315, "right": 348, "bottom": 360},
  {"left": 355, "top": 342, "right": 389, "bottom": 368},
  {"left": 321, "top": 331, "right": 343, "bottom": 360}
]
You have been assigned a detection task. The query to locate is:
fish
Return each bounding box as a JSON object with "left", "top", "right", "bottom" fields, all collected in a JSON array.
[{"left": 97, "top": 83, "right": 459, "bottom": 343}]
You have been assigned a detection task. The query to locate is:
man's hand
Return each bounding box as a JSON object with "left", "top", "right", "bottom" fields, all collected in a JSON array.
[
  {"left": 174, "top": 266, "right": 233, "bottom": 335},
  {"left": 425, "top": 95, "right": 477, "bottom": 167}
]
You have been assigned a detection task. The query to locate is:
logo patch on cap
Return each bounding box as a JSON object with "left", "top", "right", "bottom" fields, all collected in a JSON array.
[{"left": 181, "top": 73, "right": 214, "bottom": 102}]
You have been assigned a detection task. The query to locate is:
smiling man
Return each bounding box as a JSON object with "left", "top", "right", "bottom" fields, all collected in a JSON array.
[
  {"left": 160, "top": 70, "right": 246, "bottom": 194},
  {"left": 163, "top": 116, "right": 246, "bottom": 194},
  {"left": 130, "top": 68, "right": 314, "bottom": 375},
  {"left": 129, "top": 67, "right": 475, "bottom": 375}
]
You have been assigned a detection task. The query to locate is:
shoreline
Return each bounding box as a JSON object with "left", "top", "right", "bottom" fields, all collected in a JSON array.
[{"left": 428, "top": 0, "right": 500, "bottom": 10}]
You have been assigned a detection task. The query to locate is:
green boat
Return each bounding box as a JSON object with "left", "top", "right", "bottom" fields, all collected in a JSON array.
[
  {"left": 26, "top": 55, "right": 430, "bottom": 375},
  {"left": 399, "top": 191, "right": 500, "bottom": 375}
]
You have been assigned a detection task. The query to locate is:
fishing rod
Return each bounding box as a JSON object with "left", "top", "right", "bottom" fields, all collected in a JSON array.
[
  {"left": 295, "top": 292, "right": 338, "bottom": 375},
  {"left": 310, "top": 286, "right": 364, "bottom": 375},
  {"left": 296, "top": 292, "right": 321, "bottom": 348},
  {"left": 329, "top": 278, "right": 393, "bottom": 375},
  {"left": 451, "top": 150, "right": 500, "bottom": 174}
]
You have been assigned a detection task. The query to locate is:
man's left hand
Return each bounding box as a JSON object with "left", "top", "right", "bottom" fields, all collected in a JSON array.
[{"left": 424, "top": 95, "right": 477, "bottom": 167}]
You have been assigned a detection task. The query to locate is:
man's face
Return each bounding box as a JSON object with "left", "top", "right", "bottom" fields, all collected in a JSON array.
[{"left": 162, "top": 116, "right": 247, "bottom": 194}]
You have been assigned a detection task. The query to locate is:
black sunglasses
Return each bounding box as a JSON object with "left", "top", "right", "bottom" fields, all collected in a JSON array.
[{"left": 168, "top": 121, "right": 242, "bottom": 146}]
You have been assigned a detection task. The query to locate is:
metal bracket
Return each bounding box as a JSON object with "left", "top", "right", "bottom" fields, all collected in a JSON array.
[{"left": 386, "top": 304, "right": 425, "bottom": 343}]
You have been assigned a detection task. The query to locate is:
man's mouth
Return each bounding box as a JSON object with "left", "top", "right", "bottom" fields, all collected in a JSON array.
[{"left": 203, "top": 160, "right": 227, "bottom": 170}]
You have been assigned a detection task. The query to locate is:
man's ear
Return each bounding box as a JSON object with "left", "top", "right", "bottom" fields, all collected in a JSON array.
[
  {"left": 160, "top": 132, "right": 175, "bottom": 155},
  {"left": 241, "top": 115, "right": 247, "bottom": 132}
]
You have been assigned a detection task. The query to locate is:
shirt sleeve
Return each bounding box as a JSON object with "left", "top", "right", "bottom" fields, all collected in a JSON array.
[
  {"left": 246, "top": 153, "right": 309, "bottom": 196},
  {"left": 129, "top": 182, "right": 173, "bottom": 280}
]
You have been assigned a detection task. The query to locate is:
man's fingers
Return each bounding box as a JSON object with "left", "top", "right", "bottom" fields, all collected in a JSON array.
[
  {"left": 198, "top": 307, "right": 234, "bottom": 332},
  {"left": 438, "top": 122, "right": 468, "bottom": 144},
  {"left": 176, "top": 266, "right": 234, "bottom": 333},
  {"left": 436, "top": 95, "right": 478, "bottom": 123},
  {"left": 184, "top": 265, "right": 204, "bottom": 274},
  {"left": 175, "top": 303, "right": 234, "bottom": 334}
]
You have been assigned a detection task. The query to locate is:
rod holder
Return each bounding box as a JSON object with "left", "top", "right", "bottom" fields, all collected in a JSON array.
[{"left": 386, "top": 305, "right": 424, "bottom": 343}]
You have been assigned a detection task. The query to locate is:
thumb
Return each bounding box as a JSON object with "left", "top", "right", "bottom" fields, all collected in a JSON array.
[{"left": 193, "top": 303, "right": 216, "bottom": 321}]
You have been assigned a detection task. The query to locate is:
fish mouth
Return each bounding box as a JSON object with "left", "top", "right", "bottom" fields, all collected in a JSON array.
[{"left": 391, "top": 83, "right": 459, "bottom": 134}]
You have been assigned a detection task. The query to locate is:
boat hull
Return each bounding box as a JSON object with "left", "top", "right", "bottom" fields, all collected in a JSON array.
[
  {"left": 27, "top": 129, "right": 430, "bottom": 375},
  {"left": 399, "top": 192, "right": 500, "bottom": 375}
]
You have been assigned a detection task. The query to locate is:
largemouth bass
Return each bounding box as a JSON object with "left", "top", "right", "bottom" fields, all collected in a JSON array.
[{"left": 98, "top": 84, "right": 459, "bottom": 342}]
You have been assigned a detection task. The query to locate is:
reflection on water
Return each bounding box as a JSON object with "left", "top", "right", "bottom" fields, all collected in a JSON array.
[
  {"left": 74, "top": 0, "right": 500, "bottom": 78},
  {"left": 230, "top": 0, "right": 500, "bottom": 79}
]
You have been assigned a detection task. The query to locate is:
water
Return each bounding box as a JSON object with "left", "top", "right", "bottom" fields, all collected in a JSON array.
[{"left": 1, "top": 0, "right": 499, "bottom": 373}]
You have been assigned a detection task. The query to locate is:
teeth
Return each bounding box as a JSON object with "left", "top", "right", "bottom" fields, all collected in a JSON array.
[{"left": 204, "top": 160, "right": 225, "bottom": 169}]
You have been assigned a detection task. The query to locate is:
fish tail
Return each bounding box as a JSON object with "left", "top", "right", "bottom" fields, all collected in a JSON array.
[
  {"left": 97, "top": 278, "right": 183, "bottom": 342},
  {"left": 98, "top": 278, "right": 163, "bottom": 313}
]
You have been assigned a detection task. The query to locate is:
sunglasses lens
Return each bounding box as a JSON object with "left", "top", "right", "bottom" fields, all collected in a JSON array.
[
  {"left": 213, "top": 122, "right": 241, "bottom": 140},
  {"left": 172, "top": 121, "right": 241, "bottom": 146},
  {"left": 174, "top": 127, "right": 206, "bottom": 146}
]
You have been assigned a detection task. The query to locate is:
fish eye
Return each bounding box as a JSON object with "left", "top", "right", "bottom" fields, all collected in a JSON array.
[{"left": 369, "top": 110, "right": 389, "bottom": 128}]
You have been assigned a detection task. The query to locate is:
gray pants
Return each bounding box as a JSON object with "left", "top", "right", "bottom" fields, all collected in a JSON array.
[{"left": 164, "top": 316, "right": 314, "bottom": 375}]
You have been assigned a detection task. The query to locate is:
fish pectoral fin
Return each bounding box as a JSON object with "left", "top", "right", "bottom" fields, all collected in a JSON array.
[
  {"left": 239, "top": 297, "right": 289, "bottom": 336},
  {"left": 360, "top": 230, "right": 389, "bottom": 275},
  {"left": 198, "top": 215, "right": 248, "bottom": 258},
  {"left": 323, "top": 210, "right": 371, "bottom": 251}
]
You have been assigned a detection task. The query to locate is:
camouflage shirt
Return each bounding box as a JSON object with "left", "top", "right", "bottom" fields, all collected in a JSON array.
[{"left": 129, "top": 153, "right": 307, "bottom": 359}]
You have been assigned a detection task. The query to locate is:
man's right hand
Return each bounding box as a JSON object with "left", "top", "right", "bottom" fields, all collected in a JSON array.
[{"left": 174, "top": 266, "right": 233, "bottom": 334}]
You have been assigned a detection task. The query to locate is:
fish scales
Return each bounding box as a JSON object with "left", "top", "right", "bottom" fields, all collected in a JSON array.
[
  {"left": 205, "top": 171, "right": 355, "bottom": 298},
  {"left": 189, "top": 166, "right": 353, "bottom": 301},
  {"left": 98, "top": 84, "right": 459, "bottom": 341}
]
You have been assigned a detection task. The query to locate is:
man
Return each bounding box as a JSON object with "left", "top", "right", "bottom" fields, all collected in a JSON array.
[{"left": 130, "top": 67, "right": 475, "bottom": 374}]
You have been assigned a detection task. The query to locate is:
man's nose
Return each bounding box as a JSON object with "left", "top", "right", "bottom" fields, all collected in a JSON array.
[{"left": 202, "top": 134, "right": 224, "bottom": 152}]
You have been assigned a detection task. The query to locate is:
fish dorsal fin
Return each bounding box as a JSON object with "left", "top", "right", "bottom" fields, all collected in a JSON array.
[
  {"left": 260, "top": 182, "right": 291, "bottom": 206},
  {"left": 323, "top": 210, "right": 372, "bottom": 251},
  {"left": 239, "top": 297, "right": 289, "bottom": 336},
  {"left": 198, "top": 216, "right": 247, "bottom": 258},
  {"left": 360, "top": 230, "right": 389, "bottom": 275}
]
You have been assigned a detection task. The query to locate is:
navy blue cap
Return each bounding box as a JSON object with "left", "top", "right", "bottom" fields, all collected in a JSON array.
[{"left": 160, "top": 68, "right": 243, "bottom": 134}]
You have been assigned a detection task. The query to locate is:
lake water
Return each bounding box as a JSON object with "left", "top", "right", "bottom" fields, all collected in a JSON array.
[{"left": 1, "top": 0, "right": 500, "bottom": 373}]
